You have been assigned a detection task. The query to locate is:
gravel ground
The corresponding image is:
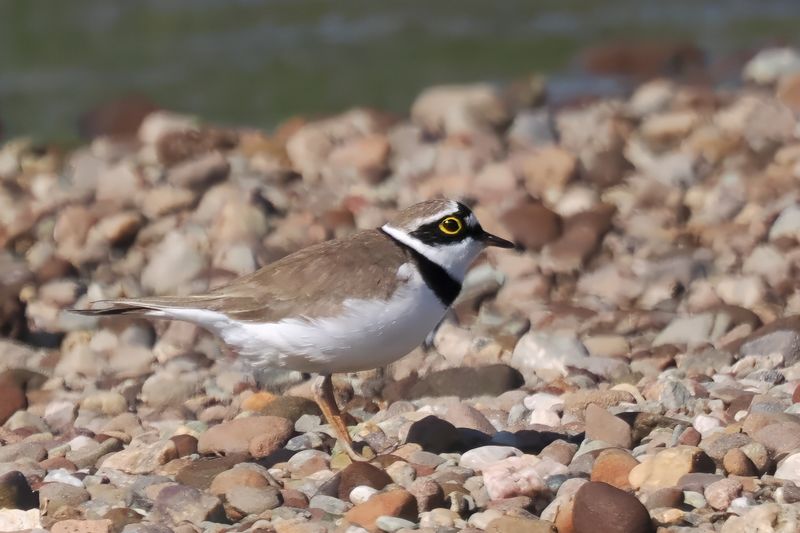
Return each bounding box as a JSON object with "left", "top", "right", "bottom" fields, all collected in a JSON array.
[{"left": 3, "top": 47, "right": 800, "bottom": 533}]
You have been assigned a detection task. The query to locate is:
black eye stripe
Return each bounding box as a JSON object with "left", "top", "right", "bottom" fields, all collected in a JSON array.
[{"left": 410, "top": 211, "right": 480, "bottom": 245}]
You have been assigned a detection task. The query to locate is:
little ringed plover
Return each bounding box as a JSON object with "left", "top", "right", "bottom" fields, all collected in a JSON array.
[{"left": 73, "top": 199, "right": 514, "bottom": 459}]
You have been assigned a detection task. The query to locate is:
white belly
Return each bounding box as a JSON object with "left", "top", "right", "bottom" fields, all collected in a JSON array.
[{"left": 155, "top": 264, "right": 448, "bottom": 373}]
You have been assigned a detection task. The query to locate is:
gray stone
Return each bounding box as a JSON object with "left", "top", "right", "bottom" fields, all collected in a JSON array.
[
  {"left": 151, "top": 485, "right": 225, "bottom": 525},
  {"left": 309, "top": 494, "right": 351, "bottom": 515}
]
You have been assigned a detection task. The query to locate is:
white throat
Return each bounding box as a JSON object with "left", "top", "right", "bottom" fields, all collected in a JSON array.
[{"left": 381, "top": 223, "right": 483, "bottom": 282}]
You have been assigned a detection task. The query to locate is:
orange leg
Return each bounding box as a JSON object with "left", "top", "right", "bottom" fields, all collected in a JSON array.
[{"left": 312, "top": 374, "right": 366, "bottom": 461}]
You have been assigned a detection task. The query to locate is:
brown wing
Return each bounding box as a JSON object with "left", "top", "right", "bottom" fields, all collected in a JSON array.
[{"left": 74, "top": 230, "right": 410, "bottom": 323}]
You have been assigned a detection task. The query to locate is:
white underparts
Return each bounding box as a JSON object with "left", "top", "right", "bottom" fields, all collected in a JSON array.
[{"left": 144, "top": 262, "right": 448, "bottom": 373}]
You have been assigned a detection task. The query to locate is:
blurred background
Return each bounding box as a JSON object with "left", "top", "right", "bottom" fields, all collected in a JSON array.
[{"left": 2, "top": 0, "right": 800, "bottom": 140}]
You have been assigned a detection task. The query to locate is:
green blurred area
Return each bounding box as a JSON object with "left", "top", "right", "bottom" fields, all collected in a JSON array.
[{"left": 1, "top": 0, "right": 799, "bottom": 140}]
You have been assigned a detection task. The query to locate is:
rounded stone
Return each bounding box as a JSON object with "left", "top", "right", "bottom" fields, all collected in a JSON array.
[
  {"left": 573, "top": 481, "right": 654, "bottom": 533},
  {"left": 337, "top": 461, "right": 393, "bottom": 501}
]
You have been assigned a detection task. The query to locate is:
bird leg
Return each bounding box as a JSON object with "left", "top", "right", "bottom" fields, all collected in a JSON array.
[{"left": 312, "top": 374, "right": 366, "bottom": 461}]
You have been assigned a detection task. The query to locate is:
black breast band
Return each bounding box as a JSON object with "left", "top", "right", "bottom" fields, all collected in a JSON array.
[{"left": 380, "top": 229, "right": 462, "bottom": 307}]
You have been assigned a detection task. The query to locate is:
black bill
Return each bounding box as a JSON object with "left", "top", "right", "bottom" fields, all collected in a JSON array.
[{"left": 479, "top": 230, "right": 515, "bottom": 248}]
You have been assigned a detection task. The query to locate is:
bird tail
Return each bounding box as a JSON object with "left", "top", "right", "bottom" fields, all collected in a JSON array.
[{"left": 69, "top": 295, "right": 222, "bottom": 317}]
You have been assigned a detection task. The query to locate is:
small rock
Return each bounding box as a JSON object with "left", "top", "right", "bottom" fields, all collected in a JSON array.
[
  {"left": 309, "top": 494, "right": 351, "bottom": 515},
  {"left": 384, "top": 364, "right": 523, "bottom": 402},
  {"left": 344, "top": 489, "right": 418, "bottom": 532},
  {"left": 590, "top": 449, "right": 639, "bottom": 491},
  {"left": 443, "top": 403, "right": 497, "bottom": 435},
  {"left": 753, "top": 422, "right": 800, "bottom": 457},
  {"left": 483, "top": 455, "right": 566, "bottom": 500},
  {"left": 460, "top": 446, "right": 523, "bottom": 471},
  {"left": 486, "top": 515, "right": 556, "bottom": 533},
  {"left": 327, "top": 134, "right": 391, "bottom": 183},
  {"left": 629, "top": 446, "right": 714, "bottom": 491},
  {"left": 198, "top": 415, "right": 293, "bottom": 456},
  {"left": 0, "top": 371, "right": 27, "bottom": 425},
  {"left": 209, "top": 464, "right": 272, "bottom": 496},
  {"left": 653, "top": 313, "right": 715, "bottom": 347},
  {"left": 563, "top": 390, "right": 635, "bottom": 413},
  {"left": 0, "top": 509, "right": 41, "bottom": 530},
  {"left": 720, "top": 502, "right": 800, "bottom": 533},
  {"left": 167, "top": 151, "right": 230, "bottom": 188},
  {"left": 227, "top": 485, "right": 282, "bottom": 516},
  {"left": 743, "top": 47, "right": 800, "bottom": 84},
  {"left": 408, "top": 477, "right": 445, "bottom": 512},
  {"left": 140, "top": 231, "right": 207, "bottom": 294},
  {"left": 338, "top": 462, "right": 393, "bottom": 501},
  {"left": 584, "top": 404, "right": 632, "bottom": 449},
  {"left": 150, "top": 484, "right": 225, "bottom": 525},
  {"left": 499, "top": 200, "right": 562, "bottom": 251},
  {"left": 739, "top": 316, "right": 800, "bottom": 366},
  {"left": 39, "top": 482, "right": 90, "bottom": 514},
  {"left": 704, "top": 478, "right": 742, "bottom": 511},
  {"left": 170, "top": 434, "right": 198, "bottom": 458},
  {"left": 374, "top": 516, "right": 418, "bottom": 532},
  {"left": 572, "top": 481, "right": 654, "bottom": 533},
  {"left": 101, "top": 439, "right": 177, "bottom": 474},
  {"left": 642, "top": 487, "right": 683, "bottom": 510},
  {"left": 723, "top": 448, "right": 758, "bottom": 477},
  {"left": 51, "top": 519, "right": 112, "bottom": 533},
  {"left": 404, "top": 416, "right": 461, "bottom": 454},
  {"left": 0, "top": 471, "right": 37, "bottom": 509},
  {"left": 255, "top": 396, "right": 321, "bottom": 422},
  {"left": 775, "top": 452, "right": 800, "bottom": 485}
]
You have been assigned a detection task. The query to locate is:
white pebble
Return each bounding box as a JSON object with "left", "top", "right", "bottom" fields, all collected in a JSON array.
[
  {"left": 349, "top": 485, "right": 378, "bottom": 505},
  {"left": 43, "top": 469, "right": 84, "bottom": 488}
]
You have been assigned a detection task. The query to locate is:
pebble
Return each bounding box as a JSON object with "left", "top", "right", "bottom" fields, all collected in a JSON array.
[
  {"left": 704, "top": 478, "right": 743, "bottom": 510},
  {"left": 197, "top": 415, "right": 293, "bottom": 456},
  {"left": 51, "top": 519, "right": 113, "bottom": 533},
  {"left": 349, "top": 485, "right": 379, "bottom": 505},
  {"left": 774, "top": 452, "right": 800, "bottom": 485},
  {"left": 460, "top": 446, "right": 522, "bottom": 471},
  {"left": 590, "top": 448, "right": 639, "bottom": 491},
  {"left": 150, "top": 484, "right": 225, "bottom": 525},
  {"left": 483, "top": 455, "right": 565, "bottom": 500},
  {"left": 101, "top": 439, "right": 177, "bottom": 474},
  {"left": 344, "top": 489, "right": 418, "bottom": 532},
  {"left": 374, "top": 516, "right": 418, "bottom": 532},
  {"left": 629, "top": 446, "right": 714, "bottom": 491},
  {"left": 723, "top": 448, "right": 758, "bottom": 477},
  {"left": 338, "top": 462, "right": 393, "bottom": 501},
  {"left": 309, "top": 494, "right": 351, "bottom": 515},
  {"left": 572, "top": 481, "right": 654, "bottom": 533},
  {"left": 584, "top": 404, "right": 632, "bottom": 448},
  {"left": 0, "top": 471, "right": 37, "bottom": 509},
  {"left": 486, "top": 516, "right": 556, "bottom": 533}
]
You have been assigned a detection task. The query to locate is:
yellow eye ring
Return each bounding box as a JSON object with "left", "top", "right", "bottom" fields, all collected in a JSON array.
[{"left": 438, "top": 216, "right": 463, "bottom": 235}]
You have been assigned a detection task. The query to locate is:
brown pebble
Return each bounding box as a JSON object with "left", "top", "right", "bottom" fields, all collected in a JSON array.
[
  {"left": 723, "top": 448, "right": 758, "bottom": 477},
  {"left": 0, "top": 371, "right": 27, "bottom": 425},
  {"left": 280, "top": 488, "right": 309, "bottom": 508},
  {"left": 486, "top": 515, "right": 557, "bottom": 533},
  {"left": 344, "top": 489, "right": 418, "bottom": 532},
  {"left": 167, "top": 434, "right": 197, "bottom": 458},
  {"left": 643, "top": 487, "right": 683, "bottom": 510},
  {"left": 678, "top": 426, "right": 702, "bottom": 446},
  {"left": 337, "top": 461, "right": 392, "bottom": 501},
  {"left": 572, "top": 481, "right": 654, "bottom": 533},
  {"left": 590, "top": 448, "right": 639, "bottom": 491}
]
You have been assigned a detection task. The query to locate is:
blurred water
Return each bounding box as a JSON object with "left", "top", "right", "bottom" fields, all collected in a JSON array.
[{"left": 1, "top": 0, "right": 799, "bottom": 139}]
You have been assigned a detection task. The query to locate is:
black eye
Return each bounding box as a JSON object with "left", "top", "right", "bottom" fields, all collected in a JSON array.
[{"left": 438, "top": 216, "right": 463, "bottom": 235}]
